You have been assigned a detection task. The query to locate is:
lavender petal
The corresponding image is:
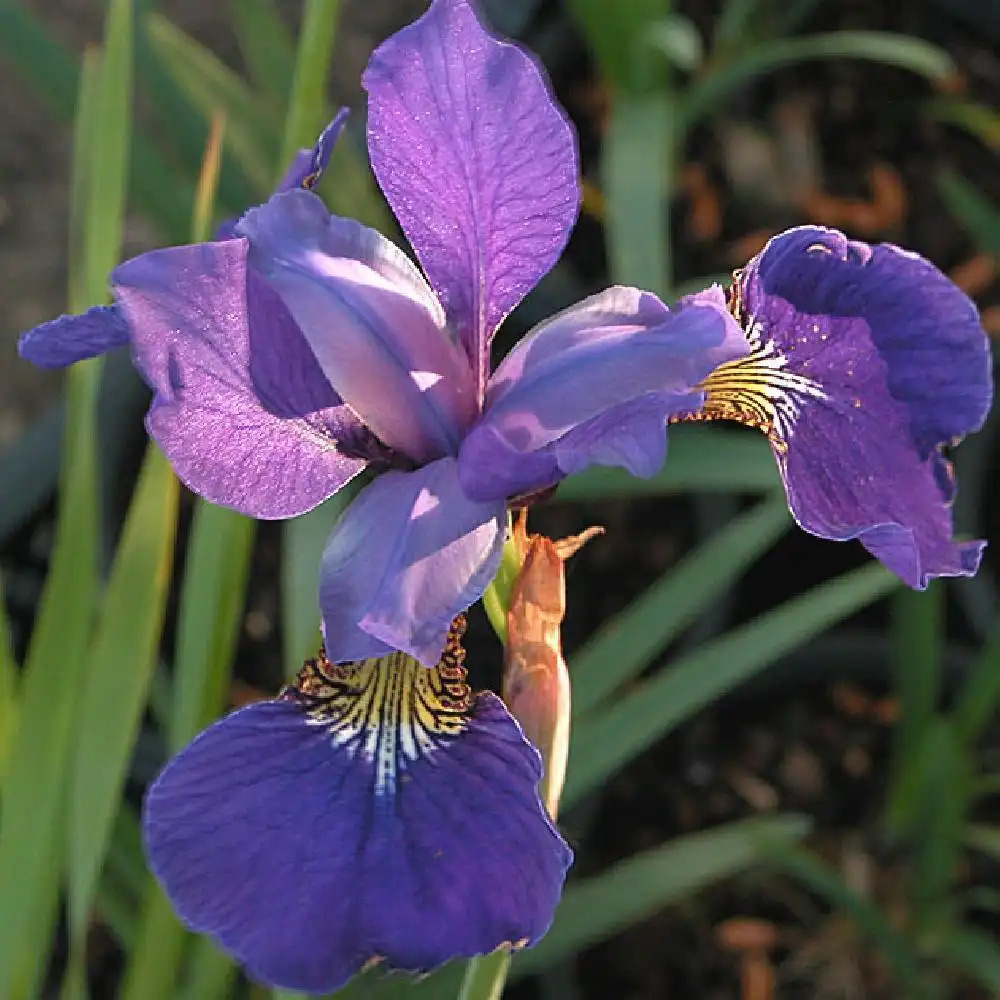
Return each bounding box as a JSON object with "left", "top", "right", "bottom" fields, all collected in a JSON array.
[{"left": 364, "top": 0, "right": 580, "bottom": 390}]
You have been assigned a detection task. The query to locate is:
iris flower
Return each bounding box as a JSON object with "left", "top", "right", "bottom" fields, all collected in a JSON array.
[
  {"left": 20, "top": 0, "right": 745, "bottom": 669},
  {"left": 18, "top": 0, "right": 992, "bottom": 989},
  {"left": 20, "top": 0, "right": 748, "bottom": 988}
]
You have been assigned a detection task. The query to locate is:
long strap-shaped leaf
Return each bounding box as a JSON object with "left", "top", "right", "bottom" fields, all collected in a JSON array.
[{"left": 564, "top": 562, "right": 899, "bottom": 809}]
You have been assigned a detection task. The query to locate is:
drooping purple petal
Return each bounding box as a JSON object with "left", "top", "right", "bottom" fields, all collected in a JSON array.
[
  {"left": 18, "top": 304, "right": 130, "bottom": 368},
  {"left": 239, "top": 189, "right": 477, "bottom": 463},
  {"left": 727, "top": 225, "right": 992, "bottom": 587},
  {"left": 143, "top": 652, "right": 571, "bottom": 992},
  {"left": 743, "top": 226, "right": 992, "bottom": 451},
  {"left": 112, "top": 239, "right": 369, "bottom": 519},
  {"left": 363, "top": 0, "right": 580, "bottom": 394},
  {"left": 457, "top": 286, "right": 749, "bottom": 502},
  {"left": 320, "top": 457, "right": 506, "bottom": 666}
]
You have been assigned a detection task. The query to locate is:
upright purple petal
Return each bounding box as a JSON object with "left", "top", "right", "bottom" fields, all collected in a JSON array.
[
  {"left": 18, "top": 305, "right": 130, "bottom": 368},
  {"left": 277, "top": 107, "right": 350, "bottom": 192},
  {"left": 457, "top": 286, "right": 748, "bottom": 502},
  {"left": 320, "top": 457, "right": 506, "bottom": 666},
  {"left": 113, "top": 239, "right": 369, "bottom": 519},
  {"left": 239, "top": 190, "right": 477, "bottom": 463},
  {"left": 364, "top": 0, "right": 580, "bottom": 394},
  {"left": 144, "top": 638, "right": 571, "bottom": 992},
  {"left": 707, "top": 225, "right": 992, "bottom": 587},
  {"left": 214, "top": 109, "right": 352, "bottom": 241}
]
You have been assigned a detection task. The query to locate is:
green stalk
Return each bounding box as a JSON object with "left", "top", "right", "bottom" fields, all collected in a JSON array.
[{"left": 279, "top": 0, "right": 340, "bottom": 172}]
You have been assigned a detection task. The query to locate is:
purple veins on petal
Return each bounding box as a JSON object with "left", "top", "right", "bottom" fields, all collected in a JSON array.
[
  {"left": 319, "top": 457, "right": 506, "bottom": 666},
  {"left": 238, "top": 189, "right": 477, "bottom": 463},
  {"left": 688, "top": 225, "right": 993, "bottom": 588},
  {"left": 18, "top": 304, "right": 130, "bottom": 368},
  {"left": 143, "top": 621, "right": 571, "bottom": 994},
  {"left": 363, "top": 0, "right": 580, "bottom": 394},
  {"left": 112, "top": 238, "right": 369, "bottom": 520}
]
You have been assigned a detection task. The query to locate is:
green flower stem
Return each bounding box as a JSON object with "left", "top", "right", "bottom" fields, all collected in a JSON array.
[
  {"left": 458, "top": 948, "right": 512, "bottom": 1000},
  {"left": 463, "top": 521, "right": 523, "bottom": 999},
  {"left": 481, "top": 525, "right": 522, "bottom": 645}
]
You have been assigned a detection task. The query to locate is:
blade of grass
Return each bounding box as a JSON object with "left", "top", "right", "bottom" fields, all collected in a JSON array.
[
  {"left": 681, "top": 31, "right": 954, "bottom": 128},
  {"left": 170, "top": 504, "right": 255, "bottom": 752},
  {"left": 564, "top": 563, "right": 898, "bottom": 809},
  {"left": 118, "top": 887, "right": 191, "bottom": 1000},
  {"left": 767, "top": 845, "right": 926, "bottom": 998},
  {"left": 936, "top": 169, "right": 1000, "bottom": 258},
  {"left": 0, "top": 573, "right": 17, "bottom": 783},
  {"left": 58, "top": 5, "right": 140, "bottom": 994},
  {"left": 954, "top": 621, "right": 1000, "bottom": 745},
  {"left": 282, "top": 485, "right": 360, "bottom": 675},
  {"left": 180, "top": 938, "right": 239, "bottom": 1000},
  {"left": 231, "top": 0, "right": 295, "bottom": 106},
  {"left": 458, "top": 951, "right": 511, "bottom": 1000},
  {"left": 966, "top": 823, "right": 1000, "bottom": 861},
  {"left": 68, "top": 444, "right": 179, "bottom": 936},
  {"left": 603, "top": 91, "right": 675, "bottom": 296},
  {"left": 557, "top": 427, "right": 776, "bottom": 499},
  {"left": 567, "top": 0, "right": 670, "bottom": 94},
  {"left": 572, "top": 495, "right": 790, "bottom": 717},
  {"left": 887, "top": 586, "right": 943, "bottom": 832},
  {"left": 0, "top": 33, "right": 113, "bottom": 997},
  {"left": 81, "top": 0, "right": 132, "bottom": 301},
  {"left": 938, "top": 927, "right": 1000, "bottom": 992},
  {"left": 0, "top": 0, "right": 193, "bottom": 239},
  {"left": 514, "top": 815, "right": 810, "bottom": 975},
  {"left": 907, "top": 720, "right": 970, "bottom": 937},
  {"left": 279, "top": 0, "right": 341, "bottom": 171},
  {"left": 147, "top": 13, "right": 281, "bottom": 194}
]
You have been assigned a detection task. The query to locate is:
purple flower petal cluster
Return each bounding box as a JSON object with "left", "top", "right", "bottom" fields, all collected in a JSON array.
[
  {"left": 680, "top": 227, "right": 993, "bottom": 588},
  {"left": 19, "top": 0, "right": 745, "bottom": 668}
]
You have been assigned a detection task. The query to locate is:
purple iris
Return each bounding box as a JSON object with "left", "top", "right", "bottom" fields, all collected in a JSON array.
[
  {"left": 680, "top": 227, "right": 993, "bottom": 588},
  {"left": 19, "top": 0, "right": 745, "bottom": 668},
  {"left": 19, "top": 0, "right": 747, "bottom": 988}
]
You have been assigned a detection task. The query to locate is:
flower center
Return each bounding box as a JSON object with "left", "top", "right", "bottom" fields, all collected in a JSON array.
[
  {"left": 672, "top": 273, "right": 827, "bottom": 451},
  {"left": 282, "top": 616, "right": 472, "bottom": 796}
]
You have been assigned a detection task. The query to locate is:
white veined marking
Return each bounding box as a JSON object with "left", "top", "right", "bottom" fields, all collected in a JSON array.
[
  {"left": 696, "top": 315, "right": 829, "bottom": 444},
  {"left": 288, "top": 626, "right": 472, "bottom": 797}
]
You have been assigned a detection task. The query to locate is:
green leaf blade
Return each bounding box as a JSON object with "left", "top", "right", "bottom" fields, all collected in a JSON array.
[
  {"left": 514, "top": 815, "right": 810, "bottom": 975},
  {"left": 564, "top": 563, "right": 898, "bottom": 808}
]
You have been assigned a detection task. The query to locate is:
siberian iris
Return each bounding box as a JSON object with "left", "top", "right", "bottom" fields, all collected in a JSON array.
[
  {"left": 19, "top": 0, "right": 747, "bottom": 989},
  {"left": 17, "top": 0, "right": 992, "bottom": 989},
  {"left": 20, "top": 0, "right": 745, "bottom": 669}
]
